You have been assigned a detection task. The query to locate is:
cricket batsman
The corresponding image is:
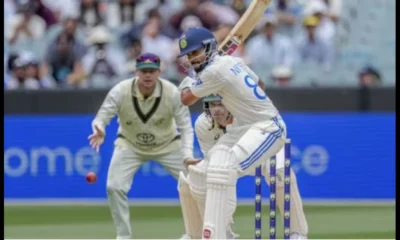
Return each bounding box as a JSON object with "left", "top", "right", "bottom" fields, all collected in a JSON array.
[
  {"left": 88, "top": 53, "right": 195, "bottom": 239},
  {"left": 177, "top": 26, "right": 307, "bottom": 239},
  {"left": 178, "top": 94, "right": 308, "bottom": 239}
]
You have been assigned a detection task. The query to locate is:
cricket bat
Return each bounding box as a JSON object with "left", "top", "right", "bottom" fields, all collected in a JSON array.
[{"left": 218, "top": 0, "right": 272, "bottom": 56}]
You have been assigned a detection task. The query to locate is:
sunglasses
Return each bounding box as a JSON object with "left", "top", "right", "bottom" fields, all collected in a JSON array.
[{"left": 136, "top": 54, "right": 160, "bottom": 63}]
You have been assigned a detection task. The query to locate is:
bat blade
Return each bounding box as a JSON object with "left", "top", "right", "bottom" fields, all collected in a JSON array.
[{"left": 218, "top": 0, "right": 272, "bottom": 55}]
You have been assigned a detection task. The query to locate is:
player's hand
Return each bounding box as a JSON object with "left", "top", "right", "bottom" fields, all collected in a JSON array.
[
  {"left": 88, "top": 125, "right": 105, "bottom": 153},
  {"left": 184, "top": 158, "right": 202, "bottom": 168}
]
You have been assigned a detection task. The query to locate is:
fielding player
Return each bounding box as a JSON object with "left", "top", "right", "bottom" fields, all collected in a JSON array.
[{"left": 88, "top": 53, "right": 195, "bottom": 239}]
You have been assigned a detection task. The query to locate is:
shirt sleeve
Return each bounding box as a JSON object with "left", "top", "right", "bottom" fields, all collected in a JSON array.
[
  {"left": 194, "top": 116, "right": 215, "bottom": 157},
  {"left": 91, "top": 83, "right": 123, "bottom": 135},
  {"left": 172, "top": 88, "right": 195, "bottom": 160},
  {"left": 190, "top": 68, "right": 225, "bottom": 98}
]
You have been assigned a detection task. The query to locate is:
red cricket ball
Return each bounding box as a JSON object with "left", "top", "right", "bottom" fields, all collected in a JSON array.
[{"left": 86, "top": 172, "right": 97, "bottom": 184}]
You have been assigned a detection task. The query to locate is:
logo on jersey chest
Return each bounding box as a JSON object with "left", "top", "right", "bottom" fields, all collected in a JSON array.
[
  {"left": 136, "top": 133, "right": 156, "bottom": 147},
  {"left": 214, "top": 133, "right": 220, "bottom": 141}
]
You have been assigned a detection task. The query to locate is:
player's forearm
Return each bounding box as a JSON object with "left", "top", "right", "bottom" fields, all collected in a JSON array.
[
  {"left": 181, "top": 88, "right": 199, "bottom": 106},
  {"left": 94, "top": 103, "right": 117, "bottom": 128},
  {"left": 178, "top": 77, "right": 199, "bottom": 106},
  {"left": 92, "top": 111, "right": 112, "bottom": 136},
  {"left": 92, "top": 89, "right": 120, "bottom": 135},
  {"left": 92, "top": 114, "right": 110, "bottom": 133}
]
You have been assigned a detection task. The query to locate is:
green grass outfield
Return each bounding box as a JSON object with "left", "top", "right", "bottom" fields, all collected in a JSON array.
[{"left": 5, "top": 204, "right": 395, "bottom": 239}]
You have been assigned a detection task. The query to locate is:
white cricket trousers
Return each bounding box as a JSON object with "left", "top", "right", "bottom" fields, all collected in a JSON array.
[
  {"left": 201, "top": 116, "right": 287, "bottom": 238},
  {"left": 214, "top": 115, "right": 287, "bottom": 175},
  {"left": 106, "top": 143, "right": 186, "bottom": 239}
]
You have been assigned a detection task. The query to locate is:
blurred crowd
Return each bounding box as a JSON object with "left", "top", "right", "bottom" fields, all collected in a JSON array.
[{"left": 4, "top": 0, "right": 383, "bottom": 90}]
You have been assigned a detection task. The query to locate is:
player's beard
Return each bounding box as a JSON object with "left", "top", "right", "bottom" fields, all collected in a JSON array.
[
  {"left": 179, "top": 48, "right": 217, "bottom": 74},
  {"left": 189, "top": 51, "right": 207, "bottom": 71},
  {"left": 192, "top": 50, "right": 218, "bottom": 73}
]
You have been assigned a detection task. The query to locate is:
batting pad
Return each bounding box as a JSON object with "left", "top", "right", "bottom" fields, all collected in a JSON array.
[
  {"left": 178, "top": 172, "right": 203, "bottom": 239},
  {"left": 203, "top": 146, "right": 238, "bottom": 239},
  {"left": 226, "top": 185, "right": 238, "bottom": 239},
  {"left": 188, "top": 164, "right": 207, "bottom": 220}
]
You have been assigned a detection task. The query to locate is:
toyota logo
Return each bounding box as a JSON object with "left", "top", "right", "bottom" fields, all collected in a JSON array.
[{"left": 136, "top": 133, "right": 155, "bottom": 143}]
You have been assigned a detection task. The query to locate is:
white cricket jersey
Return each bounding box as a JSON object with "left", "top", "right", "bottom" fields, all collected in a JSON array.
[
  {"left": 92, "top": 77, "right": 194, "bottom": 159},
  {"left": 194, "top": 112, "right": 225, "bottom": 157},
  {"left": 190, "top": 55, "right": 279, "bottom": 126}
]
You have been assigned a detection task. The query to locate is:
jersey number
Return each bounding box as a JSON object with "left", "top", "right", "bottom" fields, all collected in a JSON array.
[{"left": 244, "top": 75, "right": 267, "bottom": 100}]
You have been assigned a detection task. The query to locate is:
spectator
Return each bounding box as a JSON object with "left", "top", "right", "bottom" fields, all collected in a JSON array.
[
  {"left": 47, "top": 12, "right": 87, "bottom": 60},
  {"left": 6, "top": 1, "right": 46, "bottom": 45},
  {"left": 304, "top": 0, "right": 336, "bottom": 43},
  {"left": 309, "top": 0, "right": 342, "bottom": 23},
  {"left": 129, "top": 0, "right": 181, "bottom": 24},
  {"left": 246, "top": 15, "right": 295, "bottom": 82},
  {"left": 42, "top": 32, "right": 85, "bottom": 87},
  {"left": 6, "top": 54, "right": 19, "bottom": 74},
  {"left": 24, "top": 53, "right": 56, "bottom": 89},
  {"left": 271, "top": 66, "right": 292, "bottom": 87},
  {"left": 6, "top": 54, "right": 40, "bottom": 90},
  {"left": 324, "top": 0, "right": 342, "bottom": 23},
  {"left": 126, "top": 38, "right": 143, "bottom": 67},
  {"left": 6, "top": 55, "right": 27, "bottom": 89},
  {"left": 266, "top": 0, "right": 303, "bottom": 37},
  {"left": 106, "top": 0, "right": 137, "bottom": 30},
  {"left": 79, "top": 0, "right": 104, "bottom": 31},
  {"left": 180, "top": 15, "right": 204, "bottom": 33},
  {"left": 169, "top": 0, "right": 218, "bottom": 34},
  {"left": 294, "top": 15, "right": 334, "bottom": 72},
  {"left": 123, "top": 38, "right": 143, "bottom": 76},
  {"left": 5, "top": 53, "right": 19, "bottom": 88},
  {"left": 141, "top": 18, "right": 175, "bottom": 69},
  {"left": 358, "top": 66, "right": 382, "bottom": 87},
  {"left": 157, "top": 0, "right": 184, "bottom": 24},
  {"left": 40, "top": 0, "right": 80, "bottom": 22},
  {"left": 120, "top": 8, "right": 177, "bottom": 48},
  {"left": 4, "top": 48, "right": 9, "bottom": 75},
  {"left": 230, "top": 0, "right": 247, "bottom": 16},
  {"left": 31, "top": 0, "right": 58, "bottom": 28},
  {"left": 81, "top": 25, "right": 126, "bottom": 88},
  {"left": 4, "top": 0, "right": 17, "bottom": 31},
  {"left": 199, "top": 1, "right": 239, "bottom": 26}
]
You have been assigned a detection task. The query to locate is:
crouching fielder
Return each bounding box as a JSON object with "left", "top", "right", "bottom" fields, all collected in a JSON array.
[
  {"left": 178, "top": 95, "right": 308, "bottom": 239},
  {"left": 89, "top": 53, "right": 195, "bottom": 239}
]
